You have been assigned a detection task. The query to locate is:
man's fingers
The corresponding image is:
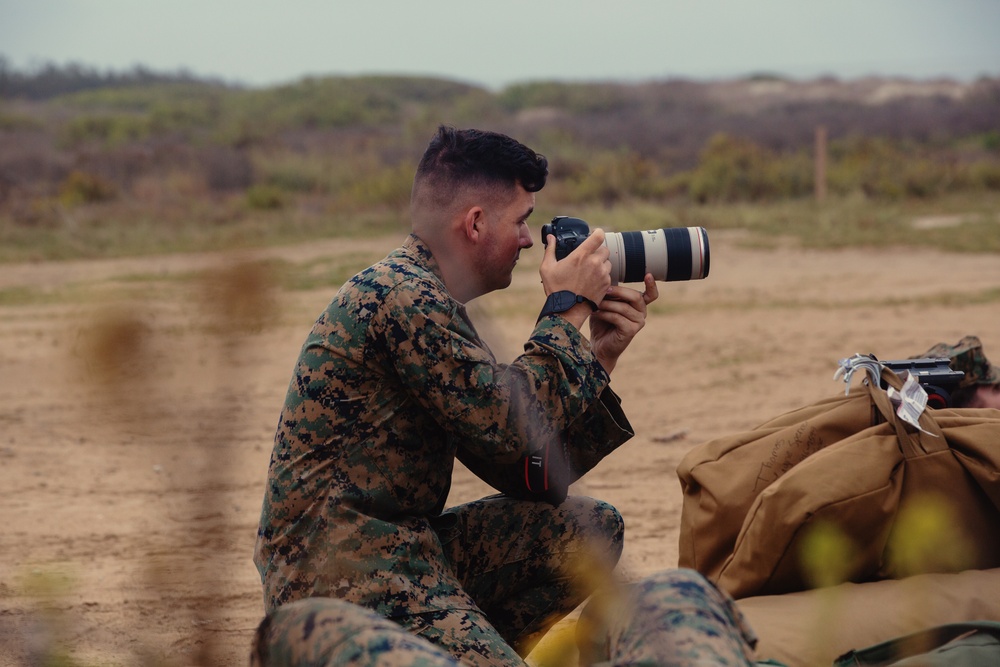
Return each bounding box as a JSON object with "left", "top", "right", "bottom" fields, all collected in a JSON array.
[
  {"left": 541, "top": 234, "right": 557, "bottom": 264},
  {"left": 578, "top": 228, "right": 606, "bottom": 253},
  {"left": 642, "top": 274, "right": 659, "bottom": 304},
  {"left": 605, "top": 284, "right": 645, "bottom": 310},
  {"left": 599, "top": 289, "right": 645, "bottom": 323}
]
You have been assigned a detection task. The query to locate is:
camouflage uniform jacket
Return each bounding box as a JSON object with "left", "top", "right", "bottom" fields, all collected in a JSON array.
[{"left": 254, "top": 234, "right": 634, "bottom": 617}]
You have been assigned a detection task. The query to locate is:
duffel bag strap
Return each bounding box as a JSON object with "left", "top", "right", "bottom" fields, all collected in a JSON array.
[{"left": 868, "top": 365, "right": 947, "bottom": 456}]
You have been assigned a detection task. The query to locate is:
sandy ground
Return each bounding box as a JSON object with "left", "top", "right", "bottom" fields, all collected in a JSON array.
[{"left": 1, "top": 229, "right": 999, "bottom": 666}]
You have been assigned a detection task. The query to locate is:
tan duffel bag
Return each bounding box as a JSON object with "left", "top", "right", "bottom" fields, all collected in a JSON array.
[
  {"left": 738, "top": 568, "right": 1000, "bottom": 667},
  {"left": 677, "top": 362, "right": 1000, "bottom": 599}
]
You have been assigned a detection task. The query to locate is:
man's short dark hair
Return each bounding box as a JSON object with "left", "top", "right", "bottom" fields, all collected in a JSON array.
[{"left": 414, "top": 126, "right": 548, "bottom": 196}]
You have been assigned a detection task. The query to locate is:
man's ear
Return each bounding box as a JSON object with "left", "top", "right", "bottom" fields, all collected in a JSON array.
[{"left": 461, "top": 206, "right": 486, "bottom": 242}]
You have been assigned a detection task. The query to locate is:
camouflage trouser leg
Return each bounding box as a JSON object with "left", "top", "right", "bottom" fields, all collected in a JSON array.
[
  {"left": 250, "top": 596, "right": 461, "bottom": 667},
  {"left": 250, "top": 570, "right": 758, "bottom": 667},
  {"left": 403, "top": 494, "right": 624, "bottom": 667},
  {"left": 579, "top": 569, "right": 759, "bottom": 667}
]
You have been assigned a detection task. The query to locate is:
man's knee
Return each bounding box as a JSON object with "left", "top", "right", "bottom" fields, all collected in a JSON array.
[
  {"left": 633, "top": 568, "right": 717, "bottom": 603},
  {"left": 561, "top": 495, "right": 625, "bottom": 565},
  {"left": 611, "top": 569, "right": 759, "bottom": 665}
]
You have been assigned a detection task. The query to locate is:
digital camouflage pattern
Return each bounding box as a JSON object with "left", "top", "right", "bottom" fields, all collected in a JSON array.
[
  {"left": 250, "top": 597, "right": 457, "bottom": 667},
  {"left": 250, "top": 569, "right": 762, "bottom": 667},
  {"left": 420, "top": 494, "right": 623, "bottom": 662},
  {"left": 582, "top": 569, "right": 759, "bottom": 667},
  {"left": 919, "top": 335, "right": 1000, "bottom": 387},
  {"left": 254, "top": 234, "right": 634, "bottom": 661}
]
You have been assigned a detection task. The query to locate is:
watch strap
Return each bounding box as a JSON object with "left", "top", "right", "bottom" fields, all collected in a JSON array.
[
  {"left": 574, "top": 293, "right": 599, "bottom": 311},
  {"left": 537, "top": 290, "right": 599, "bottom": 322}
]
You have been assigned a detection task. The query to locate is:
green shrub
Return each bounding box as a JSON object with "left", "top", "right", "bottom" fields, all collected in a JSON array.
[
  {"left": 59, "top": 114, "right": 149, "bottom": 146},
  {"left": 900, "top": 159, "right": 951, "bottom": 198},
  {"left": 967, "top": 161, "right": 1000, "bottom": 190},
  {"left": 562, "top": 150, "right": 669, "bottom": 205},
  {"left": 147, "top": 98, "right": 220, "bottom": 134},
  {"left": 234, "top": 77, "right": 403, "bottom": 131},
  {"left": 982, "top": 130, "right": 1000, "bottom": 152},
  {"left": 826, "top": 137, "right": 947, "bottom": 200},
  {"left": 60, "top": 82, "right": 225, "bottom": 112},
  {"left": 336, "top": 163, "right": 413, "bottom": 210},
  {"left": 687, "top": 133, "right": 811, "bottom": 202},
  {"left": 0, "top": 109, "right": 43, "bottom": 130},
  {"left": 245, "top": 184, "right": 286, "bottom": 210},
  {"left": 259, "top": 155, "right": 330, "bottom": 193},
  {"left": 497, "top": 81, "right": 629, "bottom": 114},
  {"left": 58, "top": 170, "right": 117, "bottom": 206}
]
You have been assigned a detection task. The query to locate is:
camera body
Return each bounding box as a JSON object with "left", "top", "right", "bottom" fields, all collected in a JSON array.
[
  {"left": 540, "top": 216, "right": 710, "bottom": 284},
  {"left": 541, "top": 215, "right": 592, "bottom": 257},
  {"left": 880, "top": 357, "right": 965, "bottom": 409}
]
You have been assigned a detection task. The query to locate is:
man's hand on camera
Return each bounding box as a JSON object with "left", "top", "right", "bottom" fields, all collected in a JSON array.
[
  {"left": 539, "top": 228, "right": 611, "bottom": 329},
  {"left": 590, "top": 274, "right": 658, "bottom": 374}
]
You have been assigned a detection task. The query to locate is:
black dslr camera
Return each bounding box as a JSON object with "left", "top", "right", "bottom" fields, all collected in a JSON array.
[
  {"left": 880, "top": 357, "right": 965, "bottom": 409},
  {"left": 540, "top": 216, "right": 710, "bottom": 284}
]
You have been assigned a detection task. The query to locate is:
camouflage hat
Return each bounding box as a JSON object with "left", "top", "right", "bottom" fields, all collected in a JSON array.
[{"left": 919, "top": 335, "right": 1000, "bottom": 387}]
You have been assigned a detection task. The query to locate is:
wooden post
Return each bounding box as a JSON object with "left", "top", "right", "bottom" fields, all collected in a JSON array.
[{"left": 814, "top": 125, "right": 827, "bottom": 203}]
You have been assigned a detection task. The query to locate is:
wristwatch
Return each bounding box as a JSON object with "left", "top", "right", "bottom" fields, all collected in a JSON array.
[{"left": 537, "top": 290, "right": 599, "bottom": 321}]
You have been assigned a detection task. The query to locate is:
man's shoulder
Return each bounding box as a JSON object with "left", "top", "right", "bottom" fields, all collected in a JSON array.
[
  {"left": 355, "top": 252, "right": 435, "bottom": 293},
  {"left": 341, "top": 239, "right": 449, "bottom": 311}
]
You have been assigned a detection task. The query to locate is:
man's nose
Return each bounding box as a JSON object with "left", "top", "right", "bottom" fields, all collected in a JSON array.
[{"left": 520, "top": 227, "right": 533, "bottom": 248}]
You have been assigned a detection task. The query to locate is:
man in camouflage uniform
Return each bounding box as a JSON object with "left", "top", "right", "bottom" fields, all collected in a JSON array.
[
  {"left": 250, "top": 569, "right": 761, "bottom": 667},
  {"left": 916, "top": 334, "right": 1000, "bottom": 409},
  {"left": 254, "top": 126, "right": 660, "bottom": 667}
]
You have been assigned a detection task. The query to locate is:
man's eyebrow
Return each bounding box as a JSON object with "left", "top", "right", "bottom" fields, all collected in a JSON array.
[{"left": 521, "top": 206, "right": 534, "bottom": 222}]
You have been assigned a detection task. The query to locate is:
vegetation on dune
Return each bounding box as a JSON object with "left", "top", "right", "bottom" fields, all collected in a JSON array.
[{"left": 1, "top": 60, "right": 999, "bottom": 263}]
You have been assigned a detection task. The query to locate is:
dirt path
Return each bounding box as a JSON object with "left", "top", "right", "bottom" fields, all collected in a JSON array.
[{"left": 2, "top": 232, "right": 998, "bottom": 665}]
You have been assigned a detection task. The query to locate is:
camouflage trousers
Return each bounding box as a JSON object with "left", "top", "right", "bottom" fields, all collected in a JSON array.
[
  {"left": 250, "top": 569, "right": 760, "bottom": 667},
  {"left": 426, "top": 494, "right": 625, "bottom": 664},
  {"left": 256, "top": 494, "right": 623, "bottom": 667},
  {"left": 579, "top": 569, "right": 759, "bottom": 666}
]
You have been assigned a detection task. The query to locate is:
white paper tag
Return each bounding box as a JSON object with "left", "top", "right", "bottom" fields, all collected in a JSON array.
[{"left": 886, "top": 372, "right": 937, "bottom": 435}]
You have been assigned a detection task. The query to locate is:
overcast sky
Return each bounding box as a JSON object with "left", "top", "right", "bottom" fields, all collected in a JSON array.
[{"left": 2, "top": 0, "right": 999, "bottom": 89}]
